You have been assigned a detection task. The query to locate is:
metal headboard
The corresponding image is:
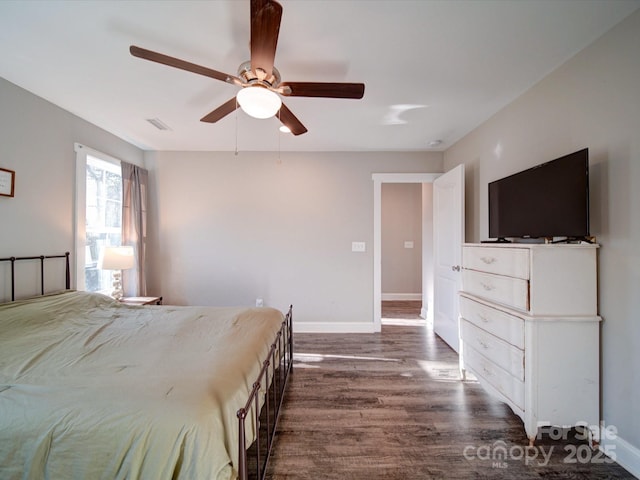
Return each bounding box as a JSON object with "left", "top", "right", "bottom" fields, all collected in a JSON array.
[{"left": 0, "top": 252, "right": 70, "bottom": 301}]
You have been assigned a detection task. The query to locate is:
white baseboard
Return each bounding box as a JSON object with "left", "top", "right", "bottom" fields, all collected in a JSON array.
[
  {"left": 381, "top": 293, "right": 422, "bottom": 301},
  {"left": 293, "top": 322, "right": 377, "bottom": 334},
  {"left": 601, "top": 432, "right": 640, "bottom": 478}
]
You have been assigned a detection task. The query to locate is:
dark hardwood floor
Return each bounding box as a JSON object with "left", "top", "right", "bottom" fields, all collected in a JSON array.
[
  {"left": 379, "top": 300, "right": 423, "bottom": 319},
  {"left": 266, "top": 302, "right": 633, "bottom": 479}
]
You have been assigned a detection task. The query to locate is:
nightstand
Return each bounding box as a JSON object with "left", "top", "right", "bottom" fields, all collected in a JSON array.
[{"left": 120, "top": 296, "right": 163, "bottom": 306}]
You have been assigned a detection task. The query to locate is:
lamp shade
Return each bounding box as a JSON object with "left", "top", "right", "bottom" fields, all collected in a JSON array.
[
  {"left": 236, "top": 86, "right": 282, "bottom": 119},
  {"left": 99, "top": 246, "right": 135, "bottom": 271}
]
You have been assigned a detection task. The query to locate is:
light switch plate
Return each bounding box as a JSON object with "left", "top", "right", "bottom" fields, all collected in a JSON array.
[
  {"left": 404, "top": 241, "right": 414, "bottom": 249},
  {"left": 352, "top": 241, "right": 366, "bottom": 252}
]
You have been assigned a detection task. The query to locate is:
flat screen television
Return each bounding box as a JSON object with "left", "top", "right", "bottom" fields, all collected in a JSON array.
[{"left": 488, "top": 148, "right": 589, "bottom": 240}]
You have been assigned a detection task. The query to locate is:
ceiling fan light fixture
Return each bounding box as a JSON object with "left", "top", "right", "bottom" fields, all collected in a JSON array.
[{"left": 236, "top": 86, "right": 282, "bottom": 119}]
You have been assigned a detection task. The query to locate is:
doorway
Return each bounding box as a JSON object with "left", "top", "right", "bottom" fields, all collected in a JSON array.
[
  {"left": 372, "top": 173, "right": 441, "bottom": 332},
  {"left": 381, "top": 183, "right": 424, "bottom": 325}
]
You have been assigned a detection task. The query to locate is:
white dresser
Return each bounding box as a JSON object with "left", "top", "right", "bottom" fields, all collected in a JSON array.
[{"left": 458, "top": 243, "right": 601, "bottom": 445}]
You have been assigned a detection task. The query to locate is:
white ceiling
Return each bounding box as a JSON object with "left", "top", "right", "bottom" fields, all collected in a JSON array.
[{"left": 1, "top": 0, "right": 638, "bottom": 152}]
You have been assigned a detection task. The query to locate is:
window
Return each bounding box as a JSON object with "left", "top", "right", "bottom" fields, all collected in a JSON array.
[
  {"left": 85, "top": 156, "right": 122, "bottom": 292},
  {"left": 75, "top": 144, "right": 123, "bottom": 293}
]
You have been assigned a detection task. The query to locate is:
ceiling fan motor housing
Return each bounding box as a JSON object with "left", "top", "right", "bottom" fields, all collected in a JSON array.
[{"left": 237, "top": 60, "right": 281, "bottom": 88}]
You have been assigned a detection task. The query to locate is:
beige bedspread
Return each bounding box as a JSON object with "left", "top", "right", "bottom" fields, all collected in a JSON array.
[{"left": 0, "top": 291, "right": 284, "bottom": 480}]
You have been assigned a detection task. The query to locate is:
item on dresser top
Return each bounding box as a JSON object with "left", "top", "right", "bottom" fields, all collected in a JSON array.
[{"left": 488, "top": 148, "right": 590, "bottom": 242}]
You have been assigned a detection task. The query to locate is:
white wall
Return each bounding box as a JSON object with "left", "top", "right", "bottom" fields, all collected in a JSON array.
[
  {"left": 0, "top": 78, "right": 143, "bottom": 301},
  {"left": 444, "top": 10, "right": 640, "bottom": 474},
  {"left": 381, "top": 183, "right": 422, "bottom": 298},
  {"left": 144, "top": 150, "right": 442, "bottom": 330}
]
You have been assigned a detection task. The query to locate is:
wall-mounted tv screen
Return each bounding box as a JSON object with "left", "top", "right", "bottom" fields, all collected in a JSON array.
[{"left": 488, "top": 148, "right": 589, "bottom": 240}]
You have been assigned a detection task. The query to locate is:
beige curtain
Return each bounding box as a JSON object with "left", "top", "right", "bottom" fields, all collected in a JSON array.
[{"left": 121, "top": 162, "right": 148, "bottom": 297}]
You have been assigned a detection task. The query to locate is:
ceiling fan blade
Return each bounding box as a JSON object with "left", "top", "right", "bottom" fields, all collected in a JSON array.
[
  {"left": 250, "top": 0, "right": 283, "bottom": 78},
  {"left": 278, "top": 103, "right": 307, "bottom": 136},
  {"left": 250, "top": 0, "right": 270, "bottom": 18},
  {"left": 200, "top": 98, "right": 239, "bottom": 123},
  {"left": 130, "top": 45, "right": 242, "bottom": 86},
  {"left": 279, "top": 82, "right": 365, "bottom": 99}
]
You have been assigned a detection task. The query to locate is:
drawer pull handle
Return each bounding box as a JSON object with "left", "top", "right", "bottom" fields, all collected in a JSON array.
[
  {"left": 483, "top": 367, "right": 493, "bottom": 377},
  {"left": 481, "top": 256, "right": 497, "bottom": 264},
  {"left": 478, "top": 340, "right": 489, "bottom": 349},
  {"left": 478, "top": 315, "right": 490, "bottom": 323},
  {"left": 480, "top": 282, "right": 495, "bottom": 291}
]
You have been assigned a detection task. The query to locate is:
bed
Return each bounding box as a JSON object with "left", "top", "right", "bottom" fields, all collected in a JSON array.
[{"left": 0, "top": 253, "right": 292, "bottom": 480}]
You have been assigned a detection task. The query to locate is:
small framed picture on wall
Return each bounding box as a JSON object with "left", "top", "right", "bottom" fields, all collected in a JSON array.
[{"left": 0, "top": 168, "right": 15, "bottom": 197}]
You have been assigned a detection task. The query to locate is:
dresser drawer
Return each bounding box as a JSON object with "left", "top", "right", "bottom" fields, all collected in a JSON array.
[
  {"left": 463, "top": 246, "right": 530, "bottom": 279},
  {"left": 463, "top": 344, "right": 525, "bottom": 410},
  {"left": 460, "top": 319, "right": 524, "bottom": 381},
  {"left": 459, "top": 296, "right": 524, "bottom": 349},
  {"left": 462, "top": 269, "right": 529, "bottom": 311}
]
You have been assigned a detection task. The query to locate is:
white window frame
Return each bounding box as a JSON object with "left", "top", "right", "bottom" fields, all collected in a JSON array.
[{"left": 74, "top": 143, "right": 123, "bottom": 291}]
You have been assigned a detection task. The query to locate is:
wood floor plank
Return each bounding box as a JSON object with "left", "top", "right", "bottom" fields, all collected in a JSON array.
[{"left": 266, "top": 311, "right": 633, "bottom": 479}]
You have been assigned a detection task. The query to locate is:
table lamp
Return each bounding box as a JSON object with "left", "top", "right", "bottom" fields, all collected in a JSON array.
[{"left": 99, "top": 246, "right": 134, "bottom": 300}]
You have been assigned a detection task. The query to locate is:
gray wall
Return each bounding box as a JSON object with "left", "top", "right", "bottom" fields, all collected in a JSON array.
[
  {"left": 444, "top": 10, "right": 640, "bottom": 470},
  {"left": 144, "top": 150, "right": 442, "bottom": 329},
  {"left": 0, "top": 78, "right": 143, "bottom": 301},
  {"left": 381, "top": 183, "right": 422, "bottom": 297}
]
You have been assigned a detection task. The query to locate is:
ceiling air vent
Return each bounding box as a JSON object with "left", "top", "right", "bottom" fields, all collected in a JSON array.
[{"left": 146, "top": 118, "right": 171, "bottom": 131}]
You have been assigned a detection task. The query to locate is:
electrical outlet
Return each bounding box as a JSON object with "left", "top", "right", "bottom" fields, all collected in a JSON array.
[{"left": 256, "top": 298, "right": 264, "bottom": 307}]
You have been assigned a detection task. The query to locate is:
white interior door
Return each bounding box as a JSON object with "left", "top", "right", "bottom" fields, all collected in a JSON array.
[{"left": 433, "top": 164, "right": 464, "bottom": 352}]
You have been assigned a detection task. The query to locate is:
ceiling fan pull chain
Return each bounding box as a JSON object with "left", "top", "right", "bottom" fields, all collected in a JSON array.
[
  {"left": 277, "top": 110, "right": 282, "bottom": 164},
  {"left": 235, "top": 98, "right": 239, "bottom": 156}
]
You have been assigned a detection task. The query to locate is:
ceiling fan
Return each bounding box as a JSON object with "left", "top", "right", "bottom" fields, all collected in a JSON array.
[{"left": 130, "top": 0, "right": 365, "bottom": 136}]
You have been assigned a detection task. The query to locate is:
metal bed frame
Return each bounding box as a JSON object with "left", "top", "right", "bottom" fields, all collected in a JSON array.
[
  {"left": 0, "top": 252, "right": 70, "bottom": 301},
  {"left": 239, "top": 304, "right": 293, "bottom": 480},
  {"left": 1, "top": 252, "right": 292, "bottom": 480}
]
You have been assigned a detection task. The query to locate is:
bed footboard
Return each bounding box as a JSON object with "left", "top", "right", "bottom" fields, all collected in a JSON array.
[{"left": 237, "top": 304, "right": 293, "bottom": 480}]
